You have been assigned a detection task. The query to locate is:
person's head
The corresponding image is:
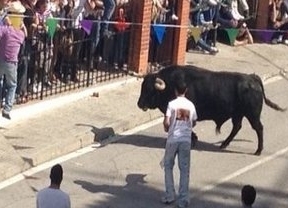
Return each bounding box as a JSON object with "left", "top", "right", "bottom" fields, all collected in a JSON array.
[
  {"left": 50, "top": 164, "right": 63, "bottom": 186},
  {"left": 4, "top": 1, "right": 25, "bottom": 28},
  {"left": 174, "top": 71, "right": 187, "bottom": 96},
  {"left": 175, "top": 80, "right": 187, "bottom": 96},
  {"left": 241, "top": 185, "right": 256, "bottom": 207},
  {"left": 35, "top": 0, "right": 49, "bottom": 13},
  {"left": 0, "top": 0, "right": 10, "bottom": 9}
]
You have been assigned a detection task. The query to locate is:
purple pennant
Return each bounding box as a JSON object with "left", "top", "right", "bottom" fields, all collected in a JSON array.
[
  {"left": 80, "top": 20, "right": 93, "bottom": 35},
  {"left": 257, "top": 30, "right": 275, "bottom": 43}
]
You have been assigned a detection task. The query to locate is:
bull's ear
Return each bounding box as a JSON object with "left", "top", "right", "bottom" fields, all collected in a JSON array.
[{"left": 155, "top": 77, "right": 166, "bottom": 90}]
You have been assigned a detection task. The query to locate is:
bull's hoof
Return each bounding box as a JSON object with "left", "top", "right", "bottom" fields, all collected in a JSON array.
[{"left": 254, "top": 150, "right": 262, "bottom": 156}]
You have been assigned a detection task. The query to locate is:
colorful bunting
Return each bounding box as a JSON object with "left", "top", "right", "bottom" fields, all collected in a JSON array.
[
  {"left": 9, "top": 16, "right": 23, "bottom": 29},
  {"left": 80, "top": 20, "right": 93, "bottom": 35},
  {"left": 152, "top": 25, "right": 166, "bottom": 44},
  {"left": 256, "top": 30, "right": 275, "bottom": 43},
  {"left": 46, "top": 18, "right": 58, "bottom": 38},
  {"left": 224, "top": 28, "right": 239, "bottom": 45},
  {"left": 189, "top": 27, "right": 202, "bottom": 43},
  {"left": 114, "top": 21, "right": 129, "bottom": 32}
]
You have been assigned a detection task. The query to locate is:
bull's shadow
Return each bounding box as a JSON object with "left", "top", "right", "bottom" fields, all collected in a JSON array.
[{"left": 111, "top": 134, "right": 245, "bottom": 154}]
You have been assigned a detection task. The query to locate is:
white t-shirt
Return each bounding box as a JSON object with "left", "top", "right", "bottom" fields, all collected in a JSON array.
[
  {"left": 37, "top": 187, "right": 71, "bottom": 208},
  {"left": 166, "top": 96, "right": 197, "bottom": 143}
]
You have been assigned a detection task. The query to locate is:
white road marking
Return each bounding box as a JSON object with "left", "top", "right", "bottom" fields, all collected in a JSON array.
[{"left": 191, "top": 146, "right": 288, "bottom": 198}]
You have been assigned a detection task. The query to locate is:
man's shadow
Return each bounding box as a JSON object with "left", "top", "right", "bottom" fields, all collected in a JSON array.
[{"left": 74, "top": 173, "right": 164, "bottom": 208}]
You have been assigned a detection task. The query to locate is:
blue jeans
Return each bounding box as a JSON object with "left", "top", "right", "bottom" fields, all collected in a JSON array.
[
  {"left": 164, "top": 141, "right": 191, "bottom": 207},
  {"left": 0, "top": 60, "right": 18, "bottom": 113},
  {"left": 101, "top": 0, "right": 116, "bottom": 35}
]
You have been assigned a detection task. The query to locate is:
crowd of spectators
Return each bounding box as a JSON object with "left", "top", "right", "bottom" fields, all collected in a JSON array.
[
  {"left": 187, "top": 0, "right": 255, "bottom": 53},
  {"left": 0, "top": 0, "right": 131, "bottom": 107}
]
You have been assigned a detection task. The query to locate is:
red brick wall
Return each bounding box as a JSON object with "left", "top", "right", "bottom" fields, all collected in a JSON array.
[
  {"left": 128, "top": 0, "right": 151, "bottom": 75},
  {"left": 255, "top": 0, "right": 270, "bottom": 29},
  {"left": 172, "top": 0, "right": 190, "bottom": 65},
  {"left": 128, "top": 0, "right": 190, "bottom": 75}
]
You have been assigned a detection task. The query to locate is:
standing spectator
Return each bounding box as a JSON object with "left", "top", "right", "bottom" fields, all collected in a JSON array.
[
  {"left": 31, "top": 0, "right": 53, "bottom": 92},
  {"left": 0, "top": 1, "right": 26, "bottom": 119},
  {"left": 16, "top": 0, "right": 37, "bottom": 104},
  {"left": 101, "top": 0, "right": 115, "bottom": 36},
  {"left": 161, "top": 75, "right": 197, "bottom": 208},
  {"left": 0, "top": 0, "right": 9, "bottom": 25},
  {"left": 36, "top": 164, "right": 71, "bottom": 208}
]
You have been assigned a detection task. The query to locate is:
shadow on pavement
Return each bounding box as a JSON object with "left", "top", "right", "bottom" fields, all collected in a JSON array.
[{"left": 112, "top": 134, "right": 246, "bottom": 155}]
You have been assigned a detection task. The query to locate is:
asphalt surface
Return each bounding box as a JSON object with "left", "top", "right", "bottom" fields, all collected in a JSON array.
[
  {"left": 0, "top": 76, "right": 287, "bottom": 208},
  {"left": 0, "top": 42, "right": 288, "bottom": 185}
]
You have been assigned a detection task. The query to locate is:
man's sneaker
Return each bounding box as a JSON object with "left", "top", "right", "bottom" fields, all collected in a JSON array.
[
  {"left": 209, "top": 46, "right": 219, "bottom": 54},
  {"left": 2, "top": 111, "right": 11, "bottom": 120},
  {"left": 161, "top": 195, "right": 175, "bottom": 204}
]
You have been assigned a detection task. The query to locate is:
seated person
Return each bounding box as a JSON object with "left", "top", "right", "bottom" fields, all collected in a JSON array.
[
  {"left": 233, "top": 22, "right": 253, "bottom": 46},
  {"left": 217, "top": 0, "right": 249, "bottom": 27},
  {"left": 217, "top": 0, "right": 253, "bottom": 46},
  {"left": 190, "top": 0, "right": 219, "bottom": 54},
  {"left": 269, "top": 0, "right": 288, "bottom": 44}
]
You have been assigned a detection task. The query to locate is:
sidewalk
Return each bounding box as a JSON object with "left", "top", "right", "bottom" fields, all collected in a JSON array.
[{"left": 0, "top": 43, "right": 287, "bottom": 183}]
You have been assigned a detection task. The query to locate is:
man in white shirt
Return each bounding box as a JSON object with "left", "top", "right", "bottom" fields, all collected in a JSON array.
[
  {"left": 36, "top": 164, "right": 71, "bottom": 208},
  {"left": 162, "top": 77, "right": 197, "bottom": 208}
]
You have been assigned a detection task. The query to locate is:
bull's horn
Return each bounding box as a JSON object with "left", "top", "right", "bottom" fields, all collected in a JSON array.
[{"left": 155, "top": 77, "right": 166, "bottom": 90}]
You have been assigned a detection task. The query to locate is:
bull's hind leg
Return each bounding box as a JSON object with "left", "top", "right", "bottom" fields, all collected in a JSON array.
[
  {"left": 220, "top": 116, "right": 243, "bottom": 149},
  {"left": 247, "top": 117, "right": 263, "bottom": 156}
]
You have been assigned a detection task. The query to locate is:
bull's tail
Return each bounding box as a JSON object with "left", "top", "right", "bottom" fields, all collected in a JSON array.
[{"left": 252, "top": 74, "right": 287, "bottom": 112}]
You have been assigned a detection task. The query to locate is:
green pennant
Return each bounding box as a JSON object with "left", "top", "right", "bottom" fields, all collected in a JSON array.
[
  {"left": 46, "top": 18, "right": 58, "bottom": 38},
  {"left": 224, "top": 28, "right": 239, "bottom": 45}
]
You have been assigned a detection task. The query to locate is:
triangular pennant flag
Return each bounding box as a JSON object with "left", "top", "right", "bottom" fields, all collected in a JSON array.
[
  {"left": 9, "top": 16, "right": 23, "bottom": 29},
  {"left": 80, "top": 20, "right": 93, "bottom": 35},
  {"left": 189, "top": 27, "right": 202, "bottom": 43},
  {"left": 257, "top": 30, "right": 275, "bottom": 43},
  {"left": 114, "top": 20, "right": 129, "bottom": 32},
  {"left": 224, "top": 28, "right": 239, "bottom": 45},
  {"left": 46, "top": 18, "right": 58, "bottom": 38},
  {"left": 152, "top": 25, "right": 166, "bottom": 44}
]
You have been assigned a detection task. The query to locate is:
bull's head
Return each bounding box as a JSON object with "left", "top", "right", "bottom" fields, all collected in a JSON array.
[{"left": 137, "top": 74, "right": 168, "bottom": 113}]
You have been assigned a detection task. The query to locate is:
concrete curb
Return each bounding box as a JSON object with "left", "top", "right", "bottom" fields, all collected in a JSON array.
[{"left": 0, "top": 77, "right": 163, "bottom": 181}]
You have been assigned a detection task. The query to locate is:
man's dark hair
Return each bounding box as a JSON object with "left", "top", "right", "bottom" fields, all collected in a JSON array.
[
  {"left": 50, "top": 164, "right": 63, "bottom": 185},
  {"left": 241, "top": 185, "right": 256, "bottom": 206},
  {"left": 175, "top": 81, "right": 187, "bottom": 95},
  {"left": 174, "top": 71, "right": 187, "bottom": 95}
]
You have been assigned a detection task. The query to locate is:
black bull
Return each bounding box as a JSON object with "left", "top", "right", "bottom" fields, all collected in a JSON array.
[{"left": 137, "top": 65, "right": 286, "bottom": 155}]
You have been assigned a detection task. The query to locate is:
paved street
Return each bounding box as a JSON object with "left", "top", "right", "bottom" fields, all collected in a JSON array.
[
  {"left": 0, "top": 77, "right": 287, "bottom": 208},
  {"left": 0, "top": 43, "right": 288, "bottom": 207}
]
